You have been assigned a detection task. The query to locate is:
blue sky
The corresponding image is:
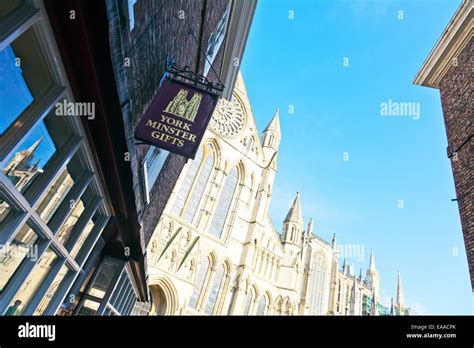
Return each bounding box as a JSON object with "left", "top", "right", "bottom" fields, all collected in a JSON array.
[
  {"left": 241, "top": 0, "right": 471, "bottom": 314},
  {"left": 1, "top": 44, "right": 56, "bottom": 170}
]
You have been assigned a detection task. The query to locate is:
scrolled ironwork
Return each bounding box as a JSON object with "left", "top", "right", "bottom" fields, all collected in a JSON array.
[{"left": 166, "top": 63, "right": 224, "bottom": 96}]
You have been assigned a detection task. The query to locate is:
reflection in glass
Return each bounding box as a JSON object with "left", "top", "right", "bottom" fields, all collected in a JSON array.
[
  {"left": 6, "top": 248, "right": 59, "bottom": 315},
  {"left": 75, "top": 258, "right": 123, "bottom": 315},
  {"left": 144, "top": 147, "right": 169, "bottom": 194},
  {"left": 87, "top": 258, "right": 122, "bottom": 299},
  {"left": 55, "top": 198, "right": 85, "bottom": 245},
  {"left": 36, "top": 169, "right": 74, "bottom": 223},
  {"left": 0, "top": 199, "right": 13, "bottom": 226},
  {"left": 0, "top": 224, "right": 39, "bottom": 293},
  {"left": 0, "top": 45, "right": 33, "bottom": 135},
  {"left": 70, "top": 213, "right": 96, "bottom": 259},
  {"left": 34, "top": 263, "right": 70, "bottom": 315},
  {"left": 0, "top": 0, "right": 25, "bottom": 20},
  {"left": 2, "top": 108, "right": 73, "bottom": 194},
  {"left": 78, "top": 299, "right": 100, "bottom": 315}
]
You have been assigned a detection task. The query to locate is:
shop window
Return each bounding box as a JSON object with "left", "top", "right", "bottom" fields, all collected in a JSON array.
[
  {"left": 2, "top": 105, "right": 74, "bottom": 195},
  {"left": 142, "top": 146, "right": 168, "bottom": 204},
  {"left": 203, "top": 2, "right": 231, "bottom": 77},
  {"left": 0, "top": 223, "right": 41, "bottom": 294},
  {"left": 5, "top": 248, "right": 61, "bottom": 315},
  {"left": 75, "top": 257, "right": 137, "bottom": 316}
]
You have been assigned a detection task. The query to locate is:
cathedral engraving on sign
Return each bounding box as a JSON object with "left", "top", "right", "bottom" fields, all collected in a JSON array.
[
  {"left": 134, "top": 78, "right": 219, "bottom": 159},
  {"left": 164, "top": 88, "right": 203, "bottom": 122}
]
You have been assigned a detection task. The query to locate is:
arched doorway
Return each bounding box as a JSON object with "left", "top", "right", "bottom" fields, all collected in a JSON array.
[{"left": 149, "top": 276, "right": 178, "bottom": 315}]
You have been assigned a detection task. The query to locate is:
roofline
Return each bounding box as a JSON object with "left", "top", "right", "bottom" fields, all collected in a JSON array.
[
  {"left": 220, "top": 0, "right": 258, "bottom": 100},
  {"left": 413, "top": 0, "right": 473, "bottom": 89}
]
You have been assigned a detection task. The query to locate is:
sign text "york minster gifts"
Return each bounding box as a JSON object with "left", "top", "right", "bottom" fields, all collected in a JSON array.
[{"left": 134, "top": 78, "right": 220, "bottom": 159}]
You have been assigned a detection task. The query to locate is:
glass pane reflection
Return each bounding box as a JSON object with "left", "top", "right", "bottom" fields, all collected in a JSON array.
[
  {"left": 0, "top": 224, "right": 39, "bottom": 293},
  {"left": 5, "top": 248, "right": 59, "bottom": 315}
]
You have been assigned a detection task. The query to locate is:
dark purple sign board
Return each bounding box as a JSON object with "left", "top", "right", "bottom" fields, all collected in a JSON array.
[{"left": 134, "top": 77, "right": 220, "bottom": 159}]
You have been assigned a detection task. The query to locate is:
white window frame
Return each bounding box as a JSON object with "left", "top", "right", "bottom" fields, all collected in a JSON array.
[
  {"left": 203, "top": 1, "right": 232, "bottom": 77},
  {"left": 0, "top": 0, "right": 112, "bottom": 316},
  {"left": 141, "top": 147, "right": 169, "bottom": 204}
]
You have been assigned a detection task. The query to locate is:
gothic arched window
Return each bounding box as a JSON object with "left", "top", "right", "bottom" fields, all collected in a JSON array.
[
  {"left": 256, "top": 296, "right": 267, "bottom": 315},
  {"left": 204, "top": 264, "right": 225, "bottom": 314},
  {"left": 244, "top": 137, "right": 253, "bottom": 155},
  {"left": 308, "top": 253, "right": 327, "bottom": 314},
  {"left": 243, "top": 288, "right": 254, "bottom": 315},
  {"left": 208, "top": 166, "right": 238, "bottom": 238},
  {"left": 171, "top": 145, "right": 214, "bottom": 224},
  {"left": 188, "top": 258, "right": 210, "bottom": 309}
]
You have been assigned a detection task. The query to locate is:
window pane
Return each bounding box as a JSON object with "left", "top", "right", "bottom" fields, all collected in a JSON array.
[
  {"left": 144, "top": 147, "right": 168, "bottom": 193},
  {"left": 55, "top": 194, "right": 85, "bottom": 245},
  {"left": 35, "top": 169, "right": 74, "bottom": 223},
  {"left": 0, "top": 45, "right": 33, "bottom": 134},
  {"left": 5, "top": 248, "right": 60, "bottom": 315},
  {"left": 204, "top": 264, "right": 224, "bottom": 314},
  {"left": 188, "top": 258, "right": 209, "bottom": 309},
  {"left": 308, "top": 255, "right": 326, "bottom": 315},
  {"left": 77, "top": 299, "right": 100, "bottom": 316},
  {"left": 0, "top": 223, "right": 40, "bottom": 293},
  {"left": 87, "top": 258, "right": 123, "bottom": 299},
  {"left": 0, "top": 0, "right": 25, "bottom": 19},
  {"left": 256, "top": 297, "right": 266, "bottom": 315},
  {"left": 2, "top": 107, "right": 74, "bottom": 195},
  {"left": 0, "top": 198, "right": 13, "bottom": 226},
  {"left": 243, "top": 292, "right": 253, "bottom": 315},
  {"left": 208, "top": 167, "right": 238, "bottom": 238},
  {"left": 0, "top": 26, "right": 56, "bottom": 135},
  {"left": 69, "top": 213, "right": 98, "bottom": 260},
  {"left": 183, "top": 153, "right": 214, "bottom": 223},
  {"left": 170, "top": 146, "right": 204, "bottom": 216},
  {"left": 34, "top": 263, "right": 71, "bottom": 315}
]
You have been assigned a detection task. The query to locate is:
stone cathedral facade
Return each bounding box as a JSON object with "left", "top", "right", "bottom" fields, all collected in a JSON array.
[{"left": 146, "top": 73, "right": 409, "bottom": 316}]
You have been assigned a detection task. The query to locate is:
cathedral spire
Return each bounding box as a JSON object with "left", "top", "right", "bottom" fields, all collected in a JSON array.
[
  {"left": 262, "top": 109, "right": 281, "bottom": 157},
  {"left": 282, "top": 192, "right": 304, "bottom": 245},
  {"left": 263, "top": 108, "right": 281, "bottom": 134},
  {"left": 284, "top": 192, "right": 303, "bottom": 226},
  {"left": 306, "top": 218, "right": 314, "bottom": 236},
  {"left": 396, "top": 270, "right": 404, "bottom": 309},
  {"left": 4, "top": 136, "right": 44, "bottom": 173},
  {"left": 366, "top": 249, "right": 380, "bottom": 299},
  {"left": 368, "top": 249, "right": 376, "bottom": 272},
  {"left": 331, "top": 233, "right": 337, "bottom": 250}
]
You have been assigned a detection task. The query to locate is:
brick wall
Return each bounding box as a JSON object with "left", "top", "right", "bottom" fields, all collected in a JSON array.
[
  {"left": 439, "top": 37, "right": 473, "bottom": 288},
  {"left": 118, "top": 0, "right": 230, "bottom": 246}
]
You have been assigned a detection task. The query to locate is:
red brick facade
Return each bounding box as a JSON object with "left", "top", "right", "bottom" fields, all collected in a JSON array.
[
  {"left": 438, "top": 37, "right": 473, "bottom": 288},
  {"left": 118, "top": 0, "right": 231, "bottom": 247}
]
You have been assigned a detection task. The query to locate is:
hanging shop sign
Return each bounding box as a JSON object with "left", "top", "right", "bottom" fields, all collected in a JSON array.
[{"left": 134, "top": 73, "right": 221, "bottom": 159}]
